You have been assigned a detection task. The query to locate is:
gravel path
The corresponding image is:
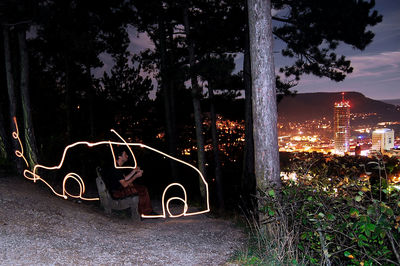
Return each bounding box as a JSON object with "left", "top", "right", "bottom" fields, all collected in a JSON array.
[{"left": 0, "top": 176, "right": 244, "bottom": 265}]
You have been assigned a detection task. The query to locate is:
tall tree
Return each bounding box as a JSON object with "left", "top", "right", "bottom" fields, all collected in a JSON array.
[
  {"left": 2, "top": 26, "right": 23, "bottom": 173},
  {"left": 272, "top": 0, "right": 382, "bottom": 86},
  {"left": 182, "top": 4, "right": 207, "bottom": 201},
  {"left": 0, "top": 77, "right": 8, "bottom": 162},
  {"left": 248, "top": 0, "right": 280, "bottom": 223},
  {"left": 33, "top": 0, "right": 133, "bottom": 141},
  {"left": 246, "top": 0, "right": 381, "bottom": 218},
  {"left": 0, "top": 107, "right": 8, "bottom": 163},
  {"left": 131, "top": 0, "right": 183, "bottom": 179},
  {"left": 100, "top": 52, "right": 153, "bottom": 123},
  {"left": 18, "top": 25, "right": 38, "bottom": 168},
  {"left": 188, "top": 0, "right": 246, "bottom": 209},
  {"left": 1, "top": 0, "right": 35, "bottom": 172},
  {"left": 242, "top": 0, "right": 256, "bottom": 212},
  {"left": 197, "top": 54, "right": 241, "bottom": 209},
  {"left": 158, "top": 11, "right": 178, "bottom": 178},
  {"left": 242, "top": 0, "right": 382, "bottom": 208}
]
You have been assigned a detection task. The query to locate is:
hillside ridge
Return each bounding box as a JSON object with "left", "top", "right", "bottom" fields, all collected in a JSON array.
[{"left": 277, "top": 91, "right": 400, "bottom": 122}]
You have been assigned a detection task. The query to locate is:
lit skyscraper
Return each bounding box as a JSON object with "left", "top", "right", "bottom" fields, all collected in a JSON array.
[
  {"left": 334, "top": 93, "right": 350, "bottom": 154},
  {"left": 372, "top": 128, "right": 394, "bottom": 153}
]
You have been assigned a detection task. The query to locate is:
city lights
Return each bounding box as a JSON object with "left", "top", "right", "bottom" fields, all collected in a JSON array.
[{"left": 277, "top": 95, "right": 399, "bottom": 158}]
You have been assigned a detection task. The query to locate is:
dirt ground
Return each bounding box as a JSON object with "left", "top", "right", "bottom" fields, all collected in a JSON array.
[{"left": 0, "top": 175, "right": 245, "bottom": 265}]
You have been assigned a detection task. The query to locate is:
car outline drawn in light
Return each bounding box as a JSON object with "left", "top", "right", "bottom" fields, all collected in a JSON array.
[{"left": 12, "top": 117, "right": 210, "bottom": 218}]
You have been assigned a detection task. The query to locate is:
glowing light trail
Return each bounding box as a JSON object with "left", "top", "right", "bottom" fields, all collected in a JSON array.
[
  {"left": 12, "top": 119, "right": 210, "bottom": 218},
  {"left": 110, "top": 129, "right": 137, "bottom": 170},
  {"left": 12, "top": 117, "right": 29, "bottom": 168}
]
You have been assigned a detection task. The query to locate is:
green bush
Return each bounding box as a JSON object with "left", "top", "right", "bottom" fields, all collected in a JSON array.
[{"left": 253, "top": 153, "right": 400, "bottom": 265}]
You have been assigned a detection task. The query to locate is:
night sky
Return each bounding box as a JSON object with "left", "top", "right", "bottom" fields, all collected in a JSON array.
[
  {"left": 286, "top": 0, "right": 400, "bottom": 100},
  {"left": 95, "top": 0, "right": 400, "bottom": 101}
]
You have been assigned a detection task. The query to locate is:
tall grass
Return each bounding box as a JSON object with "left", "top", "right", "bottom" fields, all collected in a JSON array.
[{"left": 232, "top": 202, "right": 308, "bottom": 265}]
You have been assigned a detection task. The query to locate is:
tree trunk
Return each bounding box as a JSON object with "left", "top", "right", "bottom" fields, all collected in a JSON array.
[
  {"left": 183, "top": 6, "right": 207, "bottom": 202},
  {"left": 247, "top": 0, "right": 281, "bottom": 214},
  {"left": 18, "top": 28, "right": 38, "bottom": 169},
  {"left": 241, "top": 0, "right": 257, "bottom": 213},
  {"left": 3, "top": 26, "right": 23, "bottom": 173},
  {"left": 158, "top": 14, "right": 179, "bottom": 180},
  {"left": 0, "top": 105, "right": 9, "bottom": 163},
  {"left": 208, "top": 83, "right": 224, "bottom": 210},
  {"left": 166, "top": 25, "right": 179, "bottom": 156},
  {"left": 167, "top": 28, "right": 178, "bottom": 157},
  {"left": 85, "top": 64, "right": 95, "bottom": 138},
  {"left": 64, "top": 58, "right": 72, "bottom": 142}
]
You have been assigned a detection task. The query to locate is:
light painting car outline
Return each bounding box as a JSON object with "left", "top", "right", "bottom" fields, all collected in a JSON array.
[{"left": 13, "top": 118, "right": 210, "bottom": 219}]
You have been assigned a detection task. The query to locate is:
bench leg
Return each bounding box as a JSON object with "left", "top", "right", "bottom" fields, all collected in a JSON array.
[
  {"left": 130, "top": 197, "right": 140, "bottom": 221},
  {"left": 130, "top": 206, "right": 140, "bottom": 221},
  {"left": 104, "top": 204, "right": 112, "bottom": 215}
]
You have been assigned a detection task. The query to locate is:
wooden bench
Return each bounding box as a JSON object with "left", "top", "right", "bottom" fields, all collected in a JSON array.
[{"left": 95, "top": 167, "right": 140, "bottom": 221}]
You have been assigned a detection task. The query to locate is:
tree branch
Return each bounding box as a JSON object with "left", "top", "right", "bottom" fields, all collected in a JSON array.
[
  {"left": 272, "top": 16, "right": 293, "bottom": 24},
  {"left": 2, "top": 20, "right": 32, "bottom": 27},
  {"left": 387, "top": 231, "right": 400, "bottom": 264}
]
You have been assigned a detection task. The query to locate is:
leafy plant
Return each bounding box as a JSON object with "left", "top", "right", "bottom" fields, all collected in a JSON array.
[{"left": 249, "top": 153, "right": 400, "bottom": 265}]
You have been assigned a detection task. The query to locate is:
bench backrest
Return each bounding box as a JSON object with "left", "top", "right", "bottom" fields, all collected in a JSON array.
[{"left": 95, "top": 167, "right": 112, "bottom": 201}]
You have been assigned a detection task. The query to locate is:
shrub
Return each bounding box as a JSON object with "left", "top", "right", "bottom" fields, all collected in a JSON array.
[{"left": 245, "top": 153, "right": 400, "bottom": 265}]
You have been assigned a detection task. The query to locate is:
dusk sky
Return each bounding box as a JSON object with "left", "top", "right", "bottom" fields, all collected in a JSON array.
[
  {"left": 275, "top": 0, "right": 400, "bottom": 101},
  {"left": 107, "top": 0, "right": 400, "bottom": 101}
]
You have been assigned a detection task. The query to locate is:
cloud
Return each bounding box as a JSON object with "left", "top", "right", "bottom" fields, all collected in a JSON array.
[
  {"left": 378, "top": 76, "right": 400, "bottom": 83},
  {"left": 271, "top": 8, "right": 280, "bottom": 16},
  {"left": 127, "top": 25, "right": 155, "bottom": 54},
  {"left": 92, "top": 53, "right": 114, "bottom": 78},
  {"left": 348, "top": 51, "right": 400, "bottom": 78},
  {"left": 295, "top": 51, "right": 400, "bottom": 87}
]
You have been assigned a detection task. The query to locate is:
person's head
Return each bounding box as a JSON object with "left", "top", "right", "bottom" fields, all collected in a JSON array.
[{"left": 115, "top": 146, "right": 129, "bottom": 165}]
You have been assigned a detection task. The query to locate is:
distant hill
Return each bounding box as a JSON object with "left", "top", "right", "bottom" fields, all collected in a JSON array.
[
  {"left": 277, "top": 92, "right": 400, "bottom": 123},
  {"left": 381, "top": 99, "right": 400, "bottom": 106}
]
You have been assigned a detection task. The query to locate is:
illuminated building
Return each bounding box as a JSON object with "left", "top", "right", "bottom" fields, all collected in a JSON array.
[
  {"left": 371, "top": 128, "right": 395, "bottom": 153},
  {"left": 334, "top": 93, "right": 351, "bottom": 154}
]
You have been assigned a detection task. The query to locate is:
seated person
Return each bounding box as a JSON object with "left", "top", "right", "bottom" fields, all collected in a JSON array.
[{"left": 107, "top": 147, "right": 155, "bottom": 216}]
